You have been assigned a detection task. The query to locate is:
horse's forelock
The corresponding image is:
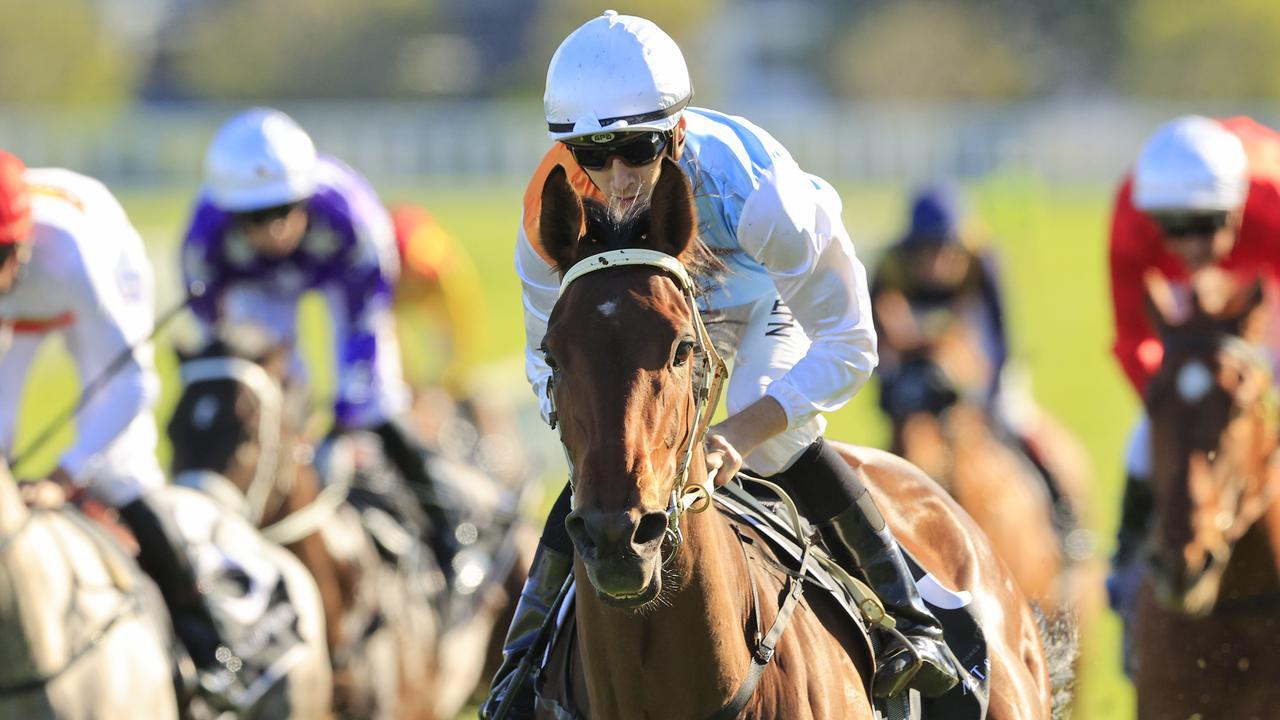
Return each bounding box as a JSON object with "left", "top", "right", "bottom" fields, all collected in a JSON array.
[{"left": 573, "top": 197, "right": 725, "bottom": 294}]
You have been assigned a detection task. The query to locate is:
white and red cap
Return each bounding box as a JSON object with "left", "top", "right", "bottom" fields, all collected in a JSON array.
[
  {"left": 1133, "top": 116, "right": 1248, "bottom": 213},
  {"left": 203, "top": 107, "right": 318, "bottom": 212},
  {"left": 0, "top": 151, "right": 31, "bottom": 245}
]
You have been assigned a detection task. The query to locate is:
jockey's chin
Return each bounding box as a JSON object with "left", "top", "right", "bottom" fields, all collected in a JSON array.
[
  {"left": 245, "top": 209, "right": 309, "bottom": 258},
  {"left": 0, "top": 242, "right": 30, "bottom": 295}
]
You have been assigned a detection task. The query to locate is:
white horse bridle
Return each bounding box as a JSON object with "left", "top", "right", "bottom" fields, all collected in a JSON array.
[{"left": 549, "top": 248, "right": 726, "bottom": 563}]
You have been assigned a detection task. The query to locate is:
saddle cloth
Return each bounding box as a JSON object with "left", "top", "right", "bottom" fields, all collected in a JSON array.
[{"left": 156, "top": 487, "right": 309, "bottom": 712}]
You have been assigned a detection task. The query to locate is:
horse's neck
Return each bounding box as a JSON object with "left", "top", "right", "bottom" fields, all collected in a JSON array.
[
  {"left": 575, "top": 504, "right": 752, "bottom": 717},
  {"left": 0, "top": 506, "right": 59, "bottom": 683}
]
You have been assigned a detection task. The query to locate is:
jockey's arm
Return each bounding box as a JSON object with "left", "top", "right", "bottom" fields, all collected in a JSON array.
[
  {"left": 871, "top": 288, "right": 930, "bottom": 357},
  {"left": 331, "top": 215, "right": 400, "bottom": 430},
  {"left": 60, "top": 254, "right": 157, "bottom": 483},
  {"left": 734, "top": 163, "right": 878, "bottom": 432},
  {"left": 1109, "top": 180, "right": 1164, "bottom": 397},
  {"left": 516, "top": 218, "right": 561, "bottom": 425}
]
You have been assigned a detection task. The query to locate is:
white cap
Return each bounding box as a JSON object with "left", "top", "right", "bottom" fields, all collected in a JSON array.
[
  {"left": 544, "top": 11, "right": 692, "bottom": 141},
  {"left": 1133, "top": 116, "right": 1248, "bottom": 213},
  {"left": 203, "top": 107, "right": 318, "bottom": 212}
]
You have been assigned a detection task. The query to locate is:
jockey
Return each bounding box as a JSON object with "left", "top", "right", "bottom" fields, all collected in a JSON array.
[
  {"left": 0, "top": 151, "right": 228, "bottom": 674},
  {"left": 871, "top": 183, "right": 1008, "bottom": 420},
  {"left": 1107, "top": 116, "right": 1280, "bottom": 607},
  {"left": 389, "top": 204, "right": 486, "bottom": 396},
  {"left": 484, "top": 12, "right": 959, "bottom": 716},
  {"left": 180, "top": 108, "right": 458, "bottom": 570}
]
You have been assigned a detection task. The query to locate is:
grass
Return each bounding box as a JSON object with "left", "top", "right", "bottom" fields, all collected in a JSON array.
[{"left": 8, "top": 176, "right": 1135, "bottom": 718}]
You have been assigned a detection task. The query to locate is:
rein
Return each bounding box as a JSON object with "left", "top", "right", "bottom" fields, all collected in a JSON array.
[{"left": 548, "top": 248, "right": 726, "bottom": 565}]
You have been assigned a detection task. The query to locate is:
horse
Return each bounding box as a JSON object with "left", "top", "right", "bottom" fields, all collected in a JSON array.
[
  {"left": 0, "top": 458, "right": 177, "bottom": 720},
  {"left": 533, "top": 158, "right": 1070, "bottom": 719},
  {"left": 1135, "top": 274, "right": 1280, "bottom": 719},
  {"left": 0, "top": 457, "right": 332, "bottom": 719},
  {"left": 168, "top": 336, "right": 524, "bottom": 719},
  {"left": 881, "top": 320, "right": 1093, "bottom": 615}
]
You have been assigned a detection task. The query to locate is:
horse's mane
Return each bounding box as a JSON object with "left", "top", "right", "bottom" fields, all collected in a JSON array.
[{"left": 578, "top": 197, "right": 727, "bottom": 297}]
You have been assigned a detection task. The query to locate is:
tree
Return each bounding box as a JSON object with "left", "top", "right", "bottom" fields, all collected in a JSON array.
[{"left": 0, "top": 0, "right": 136, "bottom": 105}]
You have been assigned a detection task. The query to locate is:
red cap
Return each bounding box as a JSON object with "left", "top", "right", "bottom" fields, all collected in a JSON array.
[{"left": 0, "top": 151, "right": 31, "bottom": 245}]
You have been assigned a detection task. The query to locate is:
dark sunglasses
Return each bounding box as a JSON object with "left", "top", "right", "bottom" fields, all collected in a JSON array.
[
  {"left": 234, "top": 200, "right": 305, "bottom": 227},
  {"left": 1151, "top": 211, "right": 1229, "bottom": 238},
  {"left": 564, "top": 131, "right": 671, "bottom": 171},
  {"left": 0, "top": 244, "right": 15, "bottom": 264}
]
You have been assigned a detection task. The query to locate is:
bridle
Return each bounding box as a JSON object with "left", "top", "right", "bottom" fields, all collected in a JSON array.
[{"left": 546, "top": 248, "right": 726, "bottom": 565}]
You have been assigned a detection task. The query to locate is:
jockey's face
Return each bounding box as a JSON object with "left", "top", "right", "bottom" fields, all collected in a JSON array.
[
  {"left": 237, "top": 202, "right": 309, "bottom": 258},
  {"left": 1154, "top": 209, "right": 1242, "bottom": 271},
  {"left": 578, "top": 127, "right": 685, "bottom": 207},
  {"left": 0, "top": 241, "right": 31, "bottom": 295}
]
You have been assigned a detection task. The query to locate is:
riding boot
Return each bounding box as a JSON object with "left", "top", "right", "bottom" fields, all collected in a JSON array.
[
  {"left": 117, "top": 496, "right": 225, "bottom": 670},
  {"left": 372, "top": 419, "right": 460, "bottom": 576},
  {"left": 480, "top": 543, "right": 573, "bottom": 720},
  {"left": 1106, "top": 474, "right": 1154, "bottom": 612},
  {"left": 817, "top": 496, "right": 960, "bottom": 699},
  {"left": 769, "top": 438, "right": 958, "bottom": 699}
]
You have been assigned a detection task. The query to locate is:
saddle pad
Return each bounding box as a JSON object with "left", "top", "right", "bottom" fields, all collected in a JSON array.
[{"left": 159, "top": 487, "right": 308, "bottom": 711}]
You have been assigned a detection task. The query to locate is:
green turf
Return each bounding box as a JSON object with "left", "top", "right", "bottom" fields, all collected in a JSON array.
[{"left": 8, "top": 177, "right": 1135, "bottom": 718}]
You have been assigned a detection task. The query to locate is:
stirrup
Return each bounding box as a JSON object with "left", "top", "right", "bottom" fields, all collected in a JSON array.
[{"left": 873, "top": 631, "right": 958, "bottom": 699}]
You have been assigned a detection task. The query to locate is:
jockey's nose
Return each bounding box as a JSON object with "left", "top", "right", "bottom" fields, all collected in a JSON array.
[{"left": 566, "top": 506, "right": 668, "bottom": 558}]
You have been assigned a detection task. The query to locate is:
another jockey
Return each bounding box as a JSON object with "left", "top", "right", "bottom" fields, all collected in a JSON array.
[
  {"left": 390, "top": 204, "right": 486, "bottom": 396},
  {"left": 180, "top": 108, "right": 458, "bottom": 570},
  {"left": 871, "top": 183, "right": 1008, "bottom": 421},
  {"left": 1107, "top": 116, "right": 1280, "bottom": 611},
  {"left": 484, "top": 12, "right": 959, "bottom": 716},
  {"left": 0, "top": 151, "right": 228, "bottom": 675}
]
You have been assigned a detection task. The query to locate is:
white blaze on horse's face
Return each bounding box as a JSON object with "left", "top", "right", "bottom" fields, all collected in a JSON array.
[
  {"left": 597, "top": 299, "right": 618, "bottom": 318},
  {"left": 1176, "top": 360, "right": 1214, "bottom": 403}
]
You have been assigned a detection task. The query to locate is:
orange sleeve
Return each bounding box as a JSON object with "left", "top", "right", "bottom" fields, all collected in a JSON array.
[
  {"left": 1109, "top": 175, "right": 1165, "bottom": 397},
  {"left": 521, "top": 144, "right": 602, "bottom": 266}
]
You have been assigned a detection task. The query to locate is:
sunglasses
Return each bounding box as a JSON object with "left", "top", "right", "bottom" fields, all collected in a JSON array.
[
  {"left": 234, "top": 201, "right": 305, "bottom": 227},
  {"left": 1151, "top": 211, "right": 1230, "bottom": 238},
  {"left": 564, "top": 131, "right": 671, "bottom": 171},
  {"left": 0, "top": 244, "right": 15, "bottom": 265}
]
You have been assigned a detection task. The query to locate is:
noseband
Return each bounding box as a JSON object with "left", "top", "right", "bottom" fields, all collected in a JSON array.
[{"left": 547, "top": 248, "right": 726, "bottom": 565}]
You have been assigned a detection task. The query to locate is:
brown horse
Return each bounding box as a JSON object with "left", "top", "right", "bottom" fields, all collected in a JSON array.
[
  {"left": 1136, "top": 275, "right": 1280, "bottom": 719},
  {"left": 883, "top": 322, "right": 1093, "bottom": 614},
  {"left": 167, "top": 340, "right": 442, "bottom": 719},
  {"left": 534, "top": 159, "right": 1065, "bottom": 719}
]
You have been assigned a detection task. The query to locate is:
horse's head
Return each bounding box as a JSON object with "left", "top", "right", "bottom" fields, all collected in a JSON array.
[
  {"left": 1144, "top": 273, "right": 1277, "bottom": 615},
  {"left": 539, "top": 159, "right": 721, "bottom": 608},
  {"left": 167, "top": 326, "right": 298, "bottom": 525}
]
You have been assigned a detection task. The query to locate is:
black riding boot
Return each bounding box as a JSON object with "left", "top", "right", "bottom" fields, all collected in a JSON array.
[
  {"left": 1106, "top": 474, "right": 1154, "bottom": 612},
  {"left": 481, "top": 485, "right": 574, "bottom": 720},
  {"left": 118, "top": 497, "right": 224, "bottom": 669},
  {"left": 771, "top": 438, "right": 959, "bottom": 699},
  {"left": 372, "top": 419, "right": 460, "bottom": 576}
]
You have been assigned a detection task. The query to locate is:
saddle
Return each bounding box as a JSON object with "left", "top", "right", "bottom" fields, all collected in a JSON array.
[{"left": 533, "top": 478, "right": 990, "bottom": 720}]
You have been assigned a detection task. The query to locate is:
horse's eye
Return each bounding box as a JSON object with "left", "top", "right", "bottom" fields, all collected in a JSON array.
[
  {"left": 673, "top": 340, "right": 695, "bottom": 367},
  {"left": 542, "top": 346, "right": 559, "bottom": 372}
]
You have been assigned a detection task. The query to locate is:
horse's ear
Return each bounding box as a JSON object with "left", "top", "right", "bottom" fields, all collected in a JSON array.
[
  {"left": 540, "top": 165, "right": 585, "bottom": 271},
  {"left": 1225, "top": 278, "right": 1267, "bottom": 341},
  {"left": 648, "top": 157, "right": 695, "bottom": 259},
  {"left": 1143, "top": 270, "right": 1180, "bottom": 334}
]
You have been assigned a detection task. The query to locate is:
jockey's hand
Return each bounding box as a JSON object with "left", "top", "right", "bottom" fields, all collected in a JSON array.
[
  {"left": 21, "top": 467, "right": 73, "bottom": 508},
  {"left": 705, "top": 433, "right": 742, "bottom": 488}
]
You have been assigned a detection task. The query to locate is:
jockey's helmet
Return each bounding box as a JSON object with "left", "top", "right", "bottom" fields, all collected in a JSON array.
[
  {"left": 544, "top": 11, "right": 692, "bottom": 142},
  {"left": 904, "top": 183, "right": 966, "bottom": 246},
  {"left": 0, "top": 151, "right": 31, "bottom": 245},
  {"left": 203, "top": 108, "right": 318, "bottom": 213},
  {"left": 1133, "top": 116, "right": 1247, "bottom": 213}
]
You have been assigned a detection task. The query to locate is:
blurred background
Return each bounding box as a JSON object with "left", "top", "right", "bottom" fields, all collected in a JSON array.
[{"left": 7, "top": 0, "right": 1280, "bottom": 717}]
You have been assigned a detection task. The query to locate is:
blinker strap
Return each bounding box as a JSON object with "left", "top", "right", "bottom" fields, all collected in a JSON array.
[{"left": 559, "top": 248, "right": 694, "bottom": 296}]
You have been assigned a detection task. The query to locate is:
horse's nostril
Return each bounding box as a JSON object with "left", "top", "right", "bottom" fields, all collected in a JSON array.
[
  {"left": 565, "top": 512, "right": 592, "bottom": 552},
  {"left": 634, "top": 512, "right": 668, "bottom": 547}
]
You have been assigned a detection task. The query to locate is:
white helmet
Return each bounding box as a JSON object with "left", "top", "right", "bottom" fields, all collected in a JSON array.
[
  {"left": 1132, "top": 116, "right": 1248, "bottom": 213},
  {"left": 204, "top": 107, "right": 318, "bottom": 212},
  {"left": 544, "top": 11, "right": 692, "bottom": 141}
]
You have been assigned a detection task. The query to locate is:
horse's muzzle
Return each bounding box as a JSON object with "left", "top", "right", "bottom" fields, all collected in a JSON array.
[{"left": 566, "top": 507, "right": 668, "bottom": 601}]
